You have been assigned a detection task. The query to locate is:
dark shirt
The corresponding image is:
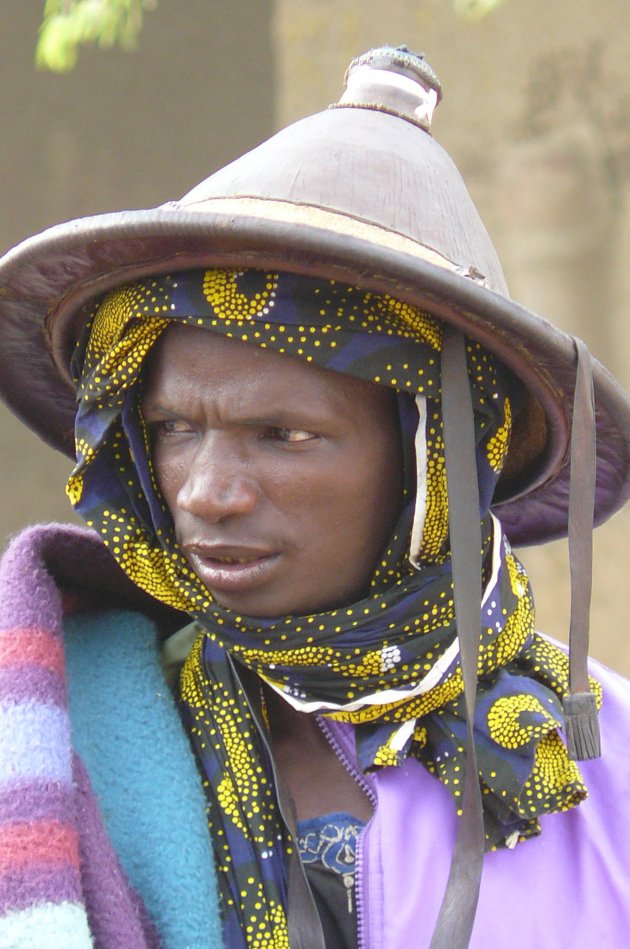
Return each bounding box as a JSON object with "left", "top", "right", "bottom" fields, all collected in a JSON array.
[{"left": 297, "top": 812, "right": 365, "bottom": 949}]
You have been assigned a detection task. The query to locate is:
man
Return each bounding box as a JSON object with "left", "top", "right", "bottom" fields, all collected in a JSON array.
[{"left": 0, "top": 46, "right": 629, "bottom": 949}]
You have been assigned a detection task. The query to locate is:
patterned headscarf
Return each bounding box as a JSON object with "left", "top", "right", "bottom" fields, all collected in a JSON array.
[{"left": 68, "top": 269, "right": 599, "bottom": 949}]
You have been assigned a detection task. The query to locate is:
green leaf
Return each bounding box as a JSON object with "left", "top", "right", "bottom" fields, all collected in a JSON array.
[
  {"left": 453, "top": 0, "right": 508, "bottom": 21},
  {"left": 35, "top": 0, "right": 157, "bottom": 72},
  {"left": 35, "top": 14, "right": 79, "bottom": 72}
]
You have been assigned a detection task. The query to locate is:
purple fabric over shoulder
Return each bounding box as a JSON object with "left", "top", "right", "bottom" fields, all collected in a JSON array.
[
  {"left": 0, "top": 865, "right": 80, "bottom": 916},
  {"left": 0, "top": 665, "right": 67, "bottom": 707},
  {"left": 73, "top": 755, "right": 163, "bottom": 949},
  {"left": 0, "top": 781, "right": 75, "bottom": 826}
]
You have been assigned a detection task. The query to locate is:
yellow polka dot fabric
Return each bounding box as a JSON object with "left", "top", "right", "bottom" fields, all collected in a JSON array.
[{"left": 67, "top": 268, "right": 600, "bottom": 945}]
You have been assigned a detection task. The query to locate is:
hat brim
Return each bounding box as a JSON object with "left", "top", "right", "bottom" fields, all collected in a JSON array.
[{"left": 1, "top": 197, "right": 629, "bottom": 546}]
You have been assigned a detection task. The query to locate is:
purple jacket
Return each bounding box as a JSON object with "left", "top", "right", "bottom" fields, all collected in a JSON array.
[{"left": 328, "top": 655, "right": 630, "bottom": 948}]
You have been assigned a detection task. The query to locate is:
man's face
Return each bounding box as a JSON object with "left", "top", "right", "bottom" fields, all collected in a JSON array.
[{"left": 142, "top": 325, "right": 403, "bottom": 617}]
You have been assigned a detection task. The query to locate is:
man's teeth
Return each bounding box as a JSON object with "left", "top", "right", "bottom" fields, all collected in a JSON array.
[{"left": 212, "top": 555, "right": 258, "bottom": 564}]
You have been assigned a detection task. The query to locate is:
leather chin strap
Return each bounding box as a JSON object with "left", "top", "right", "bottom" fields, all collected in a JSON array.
[
  {"left": 234, "top": 657, "right": 327, "bottom": 949},
  {"left": 563, "top": 337, "right": 600, "bottom": 759},
  {"left": 429, "top": 327, "right": 485, "bottom": 949},
  {"left": 430, "top": 330, "right": 600, "bottom": 949}
]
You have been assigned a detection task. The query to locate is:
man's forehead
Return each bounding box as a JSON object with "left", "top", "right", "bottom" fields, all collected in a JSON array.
[{"left": 143, "top": 322, "right": 387, "bottom": 411}]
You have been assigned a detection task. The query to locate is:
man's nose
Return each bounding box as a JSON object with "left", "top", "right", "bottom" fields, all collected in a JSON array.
[{"left": 176, "top": 433, "right": 260, "bottom": 522}]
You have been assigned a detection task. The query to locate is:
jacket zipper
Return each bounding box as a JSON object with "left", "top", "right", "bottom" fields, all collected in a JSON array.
[{"left": 316, "top": 717, "right": 376, "bottom": 949}]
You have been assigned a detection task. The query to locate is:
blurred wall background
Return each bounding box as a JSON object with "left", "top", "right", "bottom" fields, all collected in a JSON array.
[
  {"left": 2, "top": 0, "right": 629, "bottom": 673},
  {"left": 0, "top": 0, "right": 275, "bottom": 535}
]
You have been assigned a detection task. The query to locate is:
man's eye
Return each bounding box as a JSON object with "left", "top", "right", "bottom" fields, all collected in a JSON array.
[
  {"left": 264, "top": 427, "right": 317, "bottom": 443},
  {"left": 154, "top": 419, "right": 193, "bottom": 435}
]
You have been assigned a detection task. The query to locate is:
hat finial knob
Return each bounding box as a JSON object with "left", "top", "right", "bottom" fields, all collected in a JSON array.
[{"left": 337, "top": 45, "right": 442, "bottom": 132}]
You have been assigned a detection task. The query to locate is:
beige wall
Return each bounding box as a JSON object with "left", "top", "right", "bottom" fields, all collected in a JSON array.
[
  {"left": 273, "top": 0, "right": 630, "bottom": 674},
  {"left": 0, "top": 0, "right": 274, "bottom": 540}
]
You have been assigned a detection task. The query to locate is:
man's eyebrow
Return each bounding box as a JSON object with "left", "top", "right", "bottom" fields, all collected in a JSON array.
[
  {"left": 141, "top": 398, "right": 326, "bottom": 429},
  {"left": 140, "top": 397, "right": 175, "bottom": 415},
  {"left": 231, "top": 409, "right": 323, "bottom": 429}
]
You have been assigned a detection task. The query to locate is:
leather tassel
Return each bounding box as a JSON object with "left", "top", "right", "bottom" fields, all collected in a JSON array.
[
  {"left": 565, "top": 338, "right": 601, "bottom": 762},
  {"left": 563, "top": 692, "right": 601, "bottom": 760}
]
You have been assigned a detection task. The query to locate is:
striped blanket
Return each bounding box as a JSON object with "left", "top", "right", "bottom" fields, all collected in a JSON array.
[{"left": 0, "top": 524, "right": 221, "bottom": 949}]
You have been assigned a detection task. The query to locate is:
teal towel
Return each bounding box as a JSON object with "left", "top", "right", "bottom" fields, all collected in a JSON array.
[{"left": 65, "top": 609, "right": 222, "bottom": 949}]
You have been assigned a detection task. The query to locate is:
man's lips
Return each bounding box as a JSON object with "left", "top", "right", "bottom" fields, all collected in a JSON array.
[{"left": 183, "top": 544, "right": 281, "bottom": 594}]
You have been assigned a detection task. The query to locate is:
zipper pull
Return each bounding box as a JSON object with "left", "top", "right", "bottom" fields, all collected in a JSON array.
[{"left": 343, "top": 872, "right": 355, "bottom": 914}]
